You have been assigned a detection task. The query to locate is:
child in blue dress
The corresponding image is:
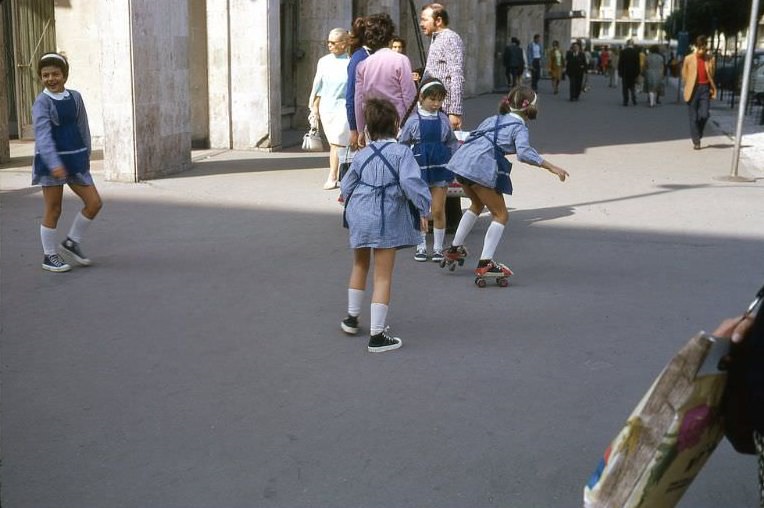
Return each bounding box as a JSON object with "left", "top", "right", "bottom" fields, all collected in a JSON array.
[
  {"left": 398, "top": 77, "right": 459, "bottom": 263},
  {"left": 32, "top": 52, "right": 102, "bottom": 272},
  {"left": 444, "top": 86, "right": 569, "bottom": 282},
  {"left": 340, "top": 98, "right": 431, "bottom": 352}
]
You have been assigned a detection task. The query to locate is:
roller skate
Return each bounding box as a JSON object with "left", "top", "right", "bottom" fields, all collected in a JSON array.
[
  {"left": 439, "top": 245, "right": 468, "bottom": 272},
  {"left": 474, "top": 259, "right": 513, "bottom": 288}
]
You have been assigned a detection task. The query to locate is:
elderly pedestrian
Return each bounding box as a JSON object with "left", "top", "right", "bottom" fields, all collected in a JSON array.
[
  {"left": 309, "top": 28, "right": 351, "bottom": 189},
  {"left": 419, "top": 2, "right": 465, "bottom": 130},
  {"left": 618, "top": 39, "right": 640, "bottom": 106}
]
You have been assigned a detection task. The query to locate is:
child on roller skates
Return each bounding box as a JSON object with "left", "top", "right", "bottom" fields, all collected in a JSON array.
[
  {"left": 340, "top": 98, "right": 431, "bottom": 352},
  {"left": 398, "top": 77, "right": 460, "bottom": 263},
  {"left": 32, "top": 52, "right": 102, "bottom": 273},
  {"left": 443, "top": 85, "right": 569, "bottom": 285},
  {"left": 398, "top": 78, "right": 459, "bottom": 263}
]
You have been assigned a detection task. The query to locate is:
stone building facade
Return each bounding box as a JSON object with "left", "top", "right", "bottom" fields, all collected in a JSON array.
[{"left": 1, "top": 0, "right": 572, "bottom": 178}]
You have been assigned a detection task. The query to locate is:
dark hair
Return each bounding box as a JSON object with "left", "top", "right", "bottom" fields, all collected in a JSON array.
[
  {"left": 349, "top": 17, "right": 366, "bottom": 53},
  {"left": 422, "top": 3, "right": 449, "bottom": 26},
  {"left": 364, "top": 98, "right": 399, "bottom": 141},
  {"left": 391, "top": 37, "right": 406, "bottom": 50},
  {"left": 37, "top": 52, "right": 69, "bottom": 79},
  {"left": 649, "top": 44, "right": 660, "bottom": 54},
  {"left": 500, "top": 85, "right": 536, "bottom": 115},
  {"left": 364, "top": 13, "right": 395, "bottom": 51},
  {"left": 695, "top": 35, "right": 708, "bottom": 48},
  {"left": 511, "top": 37, "right": 519, "bottom": 45},
  {"left": 402, "top": 76, "right": 446, "bottom": 122}
]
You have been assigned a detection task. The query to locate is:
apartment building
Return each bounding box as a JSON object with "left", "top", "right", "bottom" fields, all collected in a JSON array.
[{"left": 571, "top": 0, "right": 675, "bottom": 46}]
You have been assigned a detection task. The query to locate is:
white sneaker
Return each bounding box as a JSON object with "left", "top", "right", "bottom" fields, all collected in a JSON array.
[{"left": 414, "top": 246, "right": 428, "bottom": 262}]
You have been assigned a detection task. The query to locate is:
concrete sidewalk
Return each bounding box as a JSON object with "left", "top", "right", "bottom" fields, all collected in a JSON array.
[{"left": 1, "top": 74, "right": 763, "bottom": 508}]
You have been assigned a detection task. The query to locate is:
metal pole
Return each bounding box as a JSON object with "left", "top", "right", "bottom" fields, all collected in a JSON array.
[{"left": 724, "top": 0, "right": 760, "bottom": 181}]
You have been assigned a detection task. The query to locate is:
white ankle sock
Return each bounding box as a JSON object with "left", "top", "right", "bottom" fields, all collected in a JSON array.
[
  {"left": 370, "top": 303, "right": 388, "bottom": 335},
  {"left": 452, "top": 210, "right": 478, "bottom": 247},
  {"left": 348, "top": 288, "right": 364, "bottom": 317},
  {"left": 480, "top": 221, "right": 505, "bottom": 260},
  {"left": 40, "top": 225, "right": 58, "bottom": 255},
  {"left": 433, "top": 228, "right": 445, "bottom": 251},
  {"left": 417, "top": 231, "right": 426, "bottom": 250},
  {"left": 67, "top": 212, "right": 92, "bottom": 243}
]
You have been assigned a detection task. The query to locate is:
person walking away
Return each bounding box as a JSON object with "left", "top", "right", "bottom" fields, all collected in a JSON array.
[
  {"left": 32, "top": 52, "right": 102, "bottom": 273},
  {"left": 599, "top": 46, "right": 610, "bottom": 75},
  {"left": 354, "top": 13, "right": 417, "bottom": 147},
  {"left": 645, "top": 45, "right": 665, "bottom": 107},
  {"left": 503, "top": 37, "right": 524, "bottom": 89},
  {"left": 547, "top": 40, "right": 564, "bottom": 94},
  {"left": 618, "top": 39, "right": 640, "bottom": 106},
  {"left": 566, "top": 42, "right": 587, "bottom": 101},
  {"left": 340, "top": 98, "right": 431, "bottom": 352},
  {"left": 441, "top": 86, "right": 569, "bottom": 282},
  {"left": 527, "top": 34, "right": 543, "bottom": 92},
  {"left": 346, "top": 17, "right": 370, "bottom": 151},
  {"left": 682, "top": 35, "right": 717, "bottom": 150},
  {"left": 309, "top": 28, "right": 351, "bottom": 189},
  {"left": 398, "top": 77, "right": 459, "bottom": 263},
  {"left": 607, "top": 46, "right": 619, "bottom": 88},
  {"left": 420, "top": 3, "right": 465, "bottom": 130}
]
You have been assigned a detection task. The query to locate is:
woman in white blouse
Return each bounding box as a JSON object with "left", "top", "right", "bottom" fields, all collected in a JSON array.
[{"left": 309, "top": 28, "right": 351, "bottom": 189}]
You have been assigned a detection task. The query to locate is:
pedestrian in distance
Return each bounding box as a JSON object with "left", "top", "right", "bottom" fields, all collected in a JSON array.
[
  {"left": 503, "top": 37, "right": 525, "bottom": 89},
  {"left": 618, "top": 39, "right": 641, "bottom": 106},
  {"left": 340, "top": 98, "right": 431, "bottom": 353},
  {"left": 527, "top": 34, "right": 543, "bottom": 92},
  {"left": 681, "top": 35, "right": 717, "bottom": 150},
  {"left": 441, "top": 86, "right": 569, "bottom": 286},
  {"left": 398, "top": 77, "right": 460, "bottom": 263},
  {"left": 547, "top": 40, "right": 564, "bottom": 95},
  {"left": 309, "top": 28, "right": 351, "bottom": 189},
  {"left": 566, "top": 41, "right": 587, "bottom": 101},
  {"left": 32, "top": 52, "right": 102, "bottom": 273},
  {"left": 644, "top": 44, "right": 666, "bottom": 107}
]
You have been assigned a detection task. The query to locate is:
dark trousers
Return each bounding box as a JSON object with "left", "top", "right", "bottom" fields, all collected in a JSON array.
[
  {"left": 508, "top": 67, "right": 522, "bottom": 88},
  {"left": 569, "top": 73, "right": 583, "bottom": 100},
  {"left": 622, "top": 78, "right": 637, "bottom": 105},
  {"left": 688, "top": 84, "right": 711, "bottom": 145},
  {"left": 531, "top": 58, "right": 541, "bottom": 90}
]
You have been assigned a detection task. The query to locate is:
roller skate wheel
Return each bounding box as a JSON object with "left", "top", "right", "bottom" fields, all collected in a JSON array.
[
  {"left": 475, "top": 277, "right": 487, "bottom": 288},
  {"left": 449, "top": 263, "right": 456, "bottom": 272},
  {"left": 439, "top": 259, "right": 447, "bottom": 268},
  {"left": 498, "top": 278, "right": 509, "bottom": 287},
  {"left": 457, "top": 259, "right": 465, "bottom": 266}
]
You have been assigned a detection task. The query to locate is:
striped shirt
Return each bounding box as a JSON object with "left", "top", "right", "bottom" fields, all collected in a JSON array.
[{"left": 423, "top": 28, "right": 464, "bottom": 116}]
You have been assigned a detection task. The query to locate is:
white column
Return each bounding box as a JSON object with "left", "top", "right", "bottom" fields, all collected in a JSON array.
[{"left": 100, "top": 0, "right": 192, "bottom": 181}]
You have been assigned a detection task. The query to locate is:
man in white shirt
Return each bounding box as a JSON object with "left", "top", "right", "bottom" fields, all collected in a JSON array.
[{"left": 527, "top": 33, "right": 543, "bottom": 91}]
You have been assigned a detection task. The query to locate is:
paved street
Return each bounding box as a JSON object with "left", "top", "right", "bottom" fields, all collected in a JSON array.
[{"left": 1, "top": 74, "right": 763, "bottom": 508}]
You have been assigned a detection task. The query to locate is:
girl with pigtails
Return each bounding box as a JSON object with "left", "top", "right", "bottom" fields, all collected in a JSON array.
[
  {"left": 441, "top": 85, "right": 569, "bottom": 286},
  {"left": 398, "top": 77, "right": 459, "bottom": 263}
]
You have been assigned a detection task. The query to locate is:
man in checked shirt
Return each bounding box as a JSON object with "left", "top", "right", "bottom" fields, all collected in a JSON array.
[{"left": 419, "top": 3, "right": 465, "bottom": 130}]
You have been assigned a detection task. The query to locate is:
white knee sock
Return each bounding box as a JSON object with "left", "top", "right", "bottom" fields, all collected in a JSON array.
[
  {"left": 480, "top": 221, "right": 505, "bottom": 260},
  {"left": 370, "top": 302, "right": 388, "bottom": 335},
  {"left": 348, "top": 288, "right": 364, "bottom": 317},
  {"left": 452, "top": 210, "right": 478, "bottom": 247},
  {"left": 40, "top": 225, "right": 58, "bottom": 255},
  {"left": 417, "top": 231, "right": 426, "bottom": 250},
  {"left": 433, "top": 228, "right": 445, "bottom": 251},
  {"left": 67, "top": 212, "right": 92, "bottom": 243}
]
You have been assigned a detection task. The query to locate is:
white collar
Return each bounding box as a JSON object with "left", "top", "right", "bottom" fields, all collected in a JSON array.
[
  {"left": 417, "top": 106, "right": 439, "bottom": 117},
  {"left": 509, "top": 112, "right": 526, "bottom": 125},
  {"left": 43, "top": 89, "right": 70, "bottom": 100}
]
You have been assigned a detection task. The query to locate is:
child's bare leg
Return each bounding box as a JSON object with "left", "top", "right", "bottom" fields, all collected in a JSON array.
[
  {"left": 349, "top": 247, "right": 371, "bottom": 290},
  {"left": 68, "top": 183, "right": 102, "bottom": 220},
  {"left": 471, "top": 185, "right": 509, "bottom": 262},
  {"left": 42, "top": 185, "right": 64, "bottom": 228},
  {"left": 430, "top": 186, "right": 447, "bottom": 230}
]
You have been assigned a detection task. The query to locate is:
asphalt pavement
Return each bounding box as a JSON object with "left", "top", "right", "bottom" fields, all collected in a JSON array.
[{"left": 1, "top": 74, "right": 763, "bottom": 508}]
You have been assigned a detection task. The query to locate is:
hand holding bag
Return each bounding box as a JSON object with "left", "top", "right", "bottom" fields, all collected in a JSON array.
[
  {"left": 719, "top": 284, "right": 764, "bottom": 455},
  {"left": 302, "top": 112, "right": 324, "bottom": 152}
]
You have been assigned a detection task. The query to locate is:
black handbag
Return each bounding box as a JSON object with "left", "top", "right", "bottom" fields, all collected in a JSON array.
[{"left": 720, "top": 284, "right": 764, "bottom": 455}]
